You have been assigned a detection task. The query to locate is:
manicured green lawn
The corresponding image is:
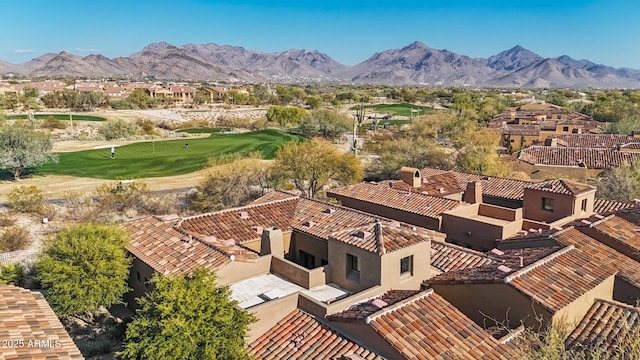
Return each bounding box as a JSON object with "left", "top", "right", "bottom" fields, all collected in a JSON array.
[
  {"left": 7, "top": 114, "right": 106, "bottom": 121},
  {"left": 351, "top": 103, "right": 433, "bottom": 117},
  {"left": 37, "top": 129, "right": 304, "bottom": 179}
]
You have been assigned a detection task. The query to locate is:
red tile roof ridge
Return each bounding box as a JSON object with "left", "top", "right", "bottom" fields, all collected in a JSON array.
[
  {"left": 181, "top": 196, "right": 300, "bottom": 221},
  {"left": 504, "top": 245, "right": 575, "bottom": 283},
  {"left": 592, "top": 297, "right": 640, "bottom": 312},
  {"left": 173, "top": 224, "right": 258, "bottom": 261},
  {"left": 365, "top": 289, "right": 434, "bottom": 324},
  {"left": 434, "top": 240, "right": 498, "bottom": 259}
]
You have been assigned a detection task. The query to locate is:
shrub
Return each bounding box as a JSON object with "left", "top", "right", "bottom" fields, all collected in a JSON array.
[
  {"left": 0, "top": 226, "right": 30, "bottom": 252},
  {"left": 42, "top": 115, "right": 67, "bottom": 129},
  {"left": 7, "top": 185, "right": 46, "bottom": 213},
  {"left": 137, "top": 119, "right": 159, "bottom": 136},
  {"left": 95, "top": 180, "right": 150, "bottom": 213},
  {"left": 0, "top": 214, "right": 16, "bottom": 227},
  {"left": 99, "top": 119, "right": 139, "bottom": 140},
  {"left": 0, "top": 263, "right": 25, "bottom": 285}
]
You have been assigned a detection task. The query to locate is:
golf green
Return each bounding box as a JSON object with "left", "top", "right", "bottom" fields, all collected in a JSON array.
[{"left": 37, "top": 129, "right": 304, "bottom": 179}]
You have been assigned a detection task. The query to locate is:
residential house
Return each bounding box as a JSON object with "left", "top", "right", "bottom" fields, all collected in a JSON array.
[
  {"left": 514, "top": 146, "right": 640, "bottom": 180},
  {"left": 122, "top": 192, "right": 444, "bottom": 342},
  {"left": 426, "top": 246, "right": 616, "bottom": 330},
  {"left": 325, "top": 289, "right": 516, "bottom": 359},
  {"left": 0, "top": 284, "right": 83, "bottom": 359}
]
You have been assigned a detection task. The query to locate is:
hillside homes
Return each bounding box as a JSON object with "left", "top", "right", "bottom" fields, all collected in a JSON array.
[{"left": 489, "top": 100, "right": 604, "bottom": 151}]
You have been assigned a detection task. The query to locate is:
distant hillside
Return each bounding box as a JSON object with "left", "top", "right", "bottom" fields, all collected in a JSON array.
[{"left": 1, "top": 41, "right": 639, "bottom": 88}]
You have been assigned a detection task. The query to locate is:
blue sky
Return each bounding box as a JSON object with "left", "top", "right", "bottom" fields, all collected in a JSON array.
[{"left": 1, "top": 0, "right": 638, "bottom": 68}]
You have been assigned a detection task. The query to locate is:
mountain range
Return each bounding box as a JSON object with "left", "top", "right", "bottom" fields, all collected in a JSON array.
[{"left": 1, "top": 41, "right": 639, "bottom": 88}]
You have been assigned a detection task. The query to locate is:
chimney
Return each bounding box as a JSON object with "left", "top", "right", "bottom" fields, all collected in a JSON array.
[
  {"left": 463, "top": 181, "right": 483, "bottom": 204},
  {"left": 399, "top": 167, "right": 421, "bottom": 188},
  {"left": 259, "top": 227, "right": 284, "bottom": 257}
]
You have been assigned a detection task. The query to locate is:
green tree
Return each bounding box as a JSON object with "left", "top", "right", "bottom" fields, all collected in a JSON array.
[
  {"left": 300, "top": 109, "right": 351, "bottom": 140},
  {"left": 273, "top": 139, "right": 363, "bottom": 197},
  {"left": 594, "top": 161, "right": 640, "bottom": 202},
  {"left": 121, "top": 268, "right": 256, "bottom": 360},
  {"left": 455, "top": 129, "right": 511, "bottom": 177},
  {"left": 266, "top": 105, "right": 307, "bottom": 129},
  {"left": 36, "top": 224, "right": 131, "bottom": 318},
  {"left": 127, "top": 88, "right": 154, "bottom": 109},
  {"left": 0, "top": 124, "right": 57, "bottom": 180},
  {"left": 77, "top": 91, "right": 106, "bottom": 111}
]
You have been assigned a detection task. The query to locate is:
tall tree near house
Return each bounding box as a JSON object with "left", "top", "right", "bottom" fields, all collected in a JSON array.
[
  {"left": 0, "top": 124, "right": 57, "bottom": 180},
  {"left": 36, "top": 224, "right": 131, "bottom": 318},
  {"left": 121, "top": 269, "right": 256, "bottom": 360},
  {"left": 273, "top": 139, "right": 363, "bottom": 197},
  {"left": 454, "top": 129, "right": 511, "bottom": 177},
  {"left": 594, "top": 161, "right": 640, "bottom": 202}
]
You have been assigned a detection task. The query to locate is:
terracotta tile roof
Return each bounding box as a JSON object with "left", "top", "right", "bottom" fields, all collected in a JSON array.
[
  {"left": 575, "top": 215, "right": 640, "bottom": 262},
  {"left": 123, "top": 215, "right": 233, "bottom": 276},
  {"left": 593, "top": 197, "right": 640, "bottom": 215},
  {"left": 390, "top": 172, "right": 462, "bottom": 197},
  {"left": 0, "top": 285, "right": 83, "bottom": 359},
  {"left": 178, "top": 198, "right": 298, "bottom": 244},
  {"left": 420, "top": 167, "right": 532, "bottom": 201},
  {"left": 291, "top": 197, "right": 389, "bottom": 241},
  {"left": 555, "top": 134, "right": 633, "bottom": 148},
  {"left": 326, "top": 289, "right": 421, "bottom": 322},
  {"left": 565, "top": 299, "right": 640, "bottom": 354},
  {"left": 327, "top": 182, "right": 461, "bottom": 218},
  {"left": 426, "top": 247, "right": 560, "bottom": 285},
  {"left": 367, "top": 289, "right": 513, "bottom": 359},
  {"left": 525, "top": 178, "right": 596, "bottom": 196},
  {"left": 621, "top": 142, "right": 640, "bottom": 150},
  {"left": 329, "top": 222, "right": 431, "bottom": 255},
  {"left": 505, "top": 246, "right": 616, "bottom": 312},
  {"left": 430, "top": 245, "right": 616, "bottom": 313},
  {"left": 552, "top": 227, "right": 640, "bottom": 288},
  {"left": 248, "top": 309, "right": 383, "bottom": 360},
  {"left": 517, "top": 146, "right": 640, "bottom": 168},
  {"left": 430, "top": 241, "right": 495, "bottom": 273}
]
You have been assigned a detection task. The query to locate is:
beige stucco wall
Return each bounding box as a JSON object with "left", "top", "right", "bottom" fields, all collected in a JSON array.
[
  {"left": 430, "top": 283, "right": 553, "bottom": 329},
  {"left": 380, "top": 241, "right": 431, "bottom": 290},
  {"left": 552, "top": 274, "right": 615, "bottom": 329},
  {"left": 246, "top": 292, "right": 299, "bottom": 343},
  {"left": 216, "top": 255, "right": 272, "bottom": 286},
  {"left": 441, "top": 204, "right": 520, "bottom": 251},
  {"left": 327, "top": 239, "right": 382, "bottom": 293},
  {"left": 270, "top": 256, "right": 328, "bottom": 289},
  {"left": 244, "top": 231, "right": 292, "bottom": 255},
  {"left": 288, "top": 232, "right": 329, "bottom": 268},
  {"left": 523, "top": 188, "right": 595, "bottom": 223}
]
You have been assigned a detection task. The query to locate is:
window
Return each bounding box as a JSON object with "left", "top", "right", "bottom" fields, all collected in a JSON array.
[
  {"left": 400, "top": 255, "right": 413, "bottom": 276},
  {"left": 299, "top": 250, "right": 315, "bottom": 269},
  {"left": 136, "top": 271, "right": 141, "bottom": 282},
  {"left": 562, "top": 126, "right": 569, "bottom": 132},
  {"left": 581, "top": 198, "right": 588, "bottom": 212},
  {"left": 347, "top": 253, "right": 360, "bottom": 272},
  {"left": 346, "top": 253, "right": 360, "bottom": 281},
  {"left": 542, "top": 197, "right": 554, "bottom": 212}
]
